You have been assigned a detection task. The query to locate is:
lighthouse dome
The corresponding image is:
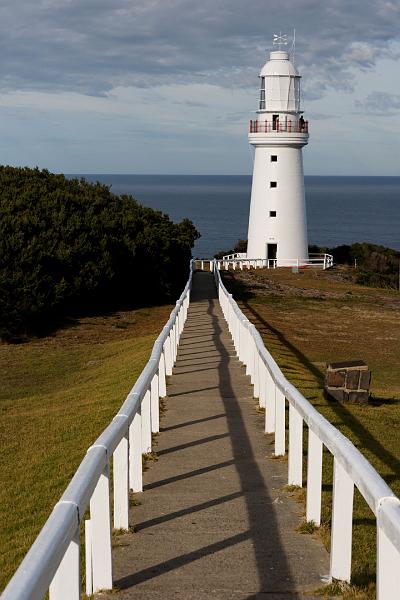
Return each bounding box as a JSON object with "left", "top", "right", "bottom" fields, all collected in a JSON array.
[
  {"left": 258, "top": 50, "right": 301, "bottom": 113},
  {"left": 260, "top": 51, "right": 299, "bottom": 77}
]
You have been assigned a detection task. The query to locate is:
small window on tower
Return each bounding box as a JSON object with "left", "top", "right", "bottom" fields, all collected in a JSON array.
[
  {"left": 269, "top": 211, "right": 277, "bottom": 217},
  {"left": 271, "top": 155, "right": 277, "bottom": 162},
  {"left": 270, "top": 181, "right": 277, "bottom": 188}
]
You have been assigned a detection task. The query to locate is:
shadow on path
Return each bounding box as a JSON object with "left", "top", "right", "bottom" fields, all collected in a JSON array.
[{"left": 114, "top": 272, "right": 314, "bottom": 597}]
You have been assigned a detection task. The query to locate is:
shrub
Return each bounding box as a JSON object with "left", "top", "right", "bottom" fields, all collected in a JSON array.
[
  {"left": 214, "top": 238, "right": 247, "bottom": 259},
  {"left": 0, "top": 167, "right": 200, "bottom": 339},
  {"left": 310, "top": 242, "right": 400, "bottom": 290}
]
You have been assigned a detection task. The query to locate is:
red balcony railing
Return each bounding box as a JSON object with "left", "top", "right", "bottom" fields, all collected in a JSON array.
[{"left": 249, "top": 119, "right": 309, "bottom": 134}]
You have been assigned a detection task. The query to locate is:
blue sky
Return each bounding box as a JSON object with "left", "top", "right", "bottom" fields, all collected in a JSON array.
[{"left": 0, "top": 0, "right": 399, "bottom": 175}]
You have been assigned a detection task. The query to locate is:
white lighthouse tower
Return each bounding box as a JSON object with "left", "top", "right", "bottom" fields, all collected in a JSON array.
[{"left": 246, "top": 37, "right": 309, "bottom": 265}]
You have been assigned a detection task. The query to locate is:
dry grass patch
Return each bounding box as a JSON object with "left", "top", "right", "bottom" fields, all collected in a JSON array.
[
  {"left": 0, "top": 304, "right": 172, "bottom": 591},
  {"left": 296, "top": 520, "right": 318, "bottom": 535}
]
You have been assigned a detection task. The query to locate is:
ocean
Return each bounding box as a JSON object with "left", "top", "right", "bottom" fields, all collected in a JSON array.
[{"left": 76, "top": 175, "right": 400, "bottom": 258}]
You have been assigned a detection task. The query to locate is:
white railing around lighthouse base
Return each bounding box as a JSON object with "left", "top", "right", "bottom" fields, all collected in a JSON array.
[
  {"left": 214, "top": 261, "right": 400, "bottom": 597},
  {"left": 220, "top": 253, "right": 333, "bottom": 270},
  {"left": 2, "top": 262, "right": 194, "bottom": 600}
]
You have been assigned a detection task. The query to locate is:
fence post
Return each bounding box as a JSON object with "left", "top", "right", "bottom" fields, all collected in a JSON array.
[
  {"left": 246, "top": 329, "right": 253, "bottom": 377},
  {"left": 377, "top": 498, "right": 400, "bottom": 599},
  {"left": 113, "top": 431, "right": 129, "bottom": 530},
  {"left": 159, "top": 353, "right": 167, "bottom": 397},
  {"left": 288, "top": 404, "right": 303, "bottom": 486},
  {"left": 85, "top": 520, "right": 93, "bottom": 597},
  {"left": 250, "top": 337, "right": 256, "bottom": 383},
  {"left": 265, "top": 370, "right": 276, "bottom": 434},
  {"left": 174, "top": 313, "right": 178, "bottom": 346},
  {"left": 377, "top": 527, "right": 400, "bottom": 598},
  {"left": 150, "top": 371, "right": 159, "bottom": 433},
  {"left": 259, "top": 360, "right": 266, "bottom": 408},
  {"left": 253, "top": 347, "right": 260, "bottom": 398},
  {"left": 170, "top": 326, "right": 176, "bottom": 365},
  {"left": 90, "top": 464, "right": 113, "bottom": 593},
  {"left": 176, "top": 309, "right": 181, "bottom": 340},
  {"left": 238, "top": 320, "right": 244, "bottom": 362},
  {"left": 173, "top": 322, "right": 178, "bottom": 362},
  {"left": 176, "top": 312, "right": 181, "bottom": 346},
  {"left": 306, "top": 429, "right": 323, "bottom": 525},
  {"left": 275, "top": 387, "right": 286, "bottom": 456},
  {"left": 232, "top": 314, "right": 238, "bottom": 352},
  {"left": 129, "top": 408, "right": 142, "bottom": 492},
  {"left": 49, "top": 525, "right": 80, "bottom": 600},
  {"left": 164, "top": 335, "right": 172, "bottom": 376},
  {"left": 227, "top": 296, "right": 232, "bottom": 333},
  {"left": 330, "top": 458, "right": 354, "bottom": 582},
  {"left": 141, "top": 389, "right": 152, "bottom": 453},
  {"left": 235, "top": 318, "right": 240, "bottom": 354},
  {"left": 241, "top": 320, "right": 247, "bottom": 364},
  {"left": 180, "top": 302, "right": 185, "bottom": 335}
]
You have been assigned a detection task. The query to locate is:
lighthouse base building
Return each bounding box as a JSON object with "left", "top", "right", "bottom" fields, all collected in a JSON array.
[{"left": 246, "top": 49, "right": 309, "bottom": 266}]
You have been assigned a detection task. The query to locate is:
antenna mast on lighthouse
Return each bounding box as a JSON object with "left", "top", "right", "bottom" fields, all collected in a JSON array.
[{"left": 291, "top": 28, "right": 296, "bottom": 64}]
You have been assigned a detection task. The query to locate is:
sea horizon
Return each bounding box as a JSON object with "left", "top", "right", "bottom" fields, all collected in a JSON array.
[
  {"left": 69, "top": 173, "right": 400, "bottom": 179},
  {"left": 67, "top": 174, "right": 400, "bottom": 257}
]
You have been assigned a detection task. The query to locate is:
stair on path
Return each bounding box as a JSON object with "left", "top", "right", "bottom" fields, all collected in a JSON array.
[{"left": 101, "top": 271, "right": 330, "bottom": 599}]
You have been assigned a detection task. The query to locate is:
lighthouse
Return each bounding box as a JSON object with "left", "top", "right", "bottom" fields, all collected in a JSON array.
[{"left": 246, "top": 41, "right": 309, "bottom": 265}]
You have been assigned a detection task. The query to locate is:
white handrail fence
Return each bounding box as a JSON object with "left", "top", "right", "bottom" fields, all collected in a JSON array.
[
  {"left": 3, "top": 259, "right": 400, "bottom": 599},
  {"left": 218, "top": 254, "right": 333, "bottom": 271},
  {"left": 214, "top": 260, "right": 400, "bottom": 597},
  {"left": 2, "top": 262, "right": 195, "bottom": 600}
]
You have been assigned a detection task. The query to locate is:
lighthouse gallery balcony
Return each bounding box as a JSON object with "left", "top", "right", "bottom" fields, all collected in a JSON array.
[
  {"left": 248, "top": 118, "right": 309, "bottom": 146},
  {"left": 249, "top": 118, "right": 309, "bottom": 134}
]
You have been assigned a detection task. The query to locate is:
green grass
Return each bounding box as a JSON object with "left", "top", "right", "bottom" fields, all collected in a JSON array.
[
  {"left": 223, "top": 266, "right": 400, "bottom": 598},
  {"left": 0, "top": 305, "right": 172, "bottom": 591},
  {"left": 296, "top": 520, "right": 318, "bottom": 534}
]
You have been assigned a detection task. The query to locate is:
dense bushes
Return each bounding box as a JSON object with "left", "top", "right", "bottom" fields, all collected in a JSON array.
[
  {"left": 214, "top": 239, "right": 247, "bottom": 259},
  {"left": 0, "top": 167, "right": 199, "bottom": 339},
  {"left": 309, "top": 242, "right": 400, "bottom": 289}
]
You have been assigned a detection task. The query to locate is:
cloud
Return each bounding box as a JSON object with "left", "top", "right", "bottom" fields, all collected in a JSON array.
[
  {"left": 0, "top": 0, "right": 399, "bottom": 98},
  {"left": 345, "top": 42, "right": 379, "bottom": 68},
  {"left": 355, "top": 91, "right": 400, "bottom": 115}
]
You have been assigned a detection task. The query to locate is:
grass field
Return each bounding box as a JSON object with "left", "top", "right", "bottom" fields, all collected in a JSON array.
[
  {"left": 222, "top": 266, "right": 400, "bottom": 597},
  {"left": 0, "top": 304, "right": 172, "bottom": 592}
]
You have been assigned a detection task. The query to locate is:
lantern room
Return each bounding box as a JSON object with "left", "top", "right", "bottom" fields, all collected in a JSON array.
[{"left": 258, "top": 50, "right": 302, "bottom": 114}]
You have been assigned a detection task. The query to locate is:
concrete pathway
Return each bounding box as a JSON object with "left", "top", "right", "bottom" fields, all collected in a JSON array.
[{"left": 103, "top": 272, "right": 330, "bottom": 599}]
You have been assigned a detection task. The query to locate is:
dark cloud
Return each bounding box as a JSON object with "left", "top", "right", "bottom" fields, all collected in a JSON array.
[
  {"left": 355, "top": 91, "right": 400, "bottom": 115},
  {"left": 0, "top": 0, "right": 399, "bottom": 96}
]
